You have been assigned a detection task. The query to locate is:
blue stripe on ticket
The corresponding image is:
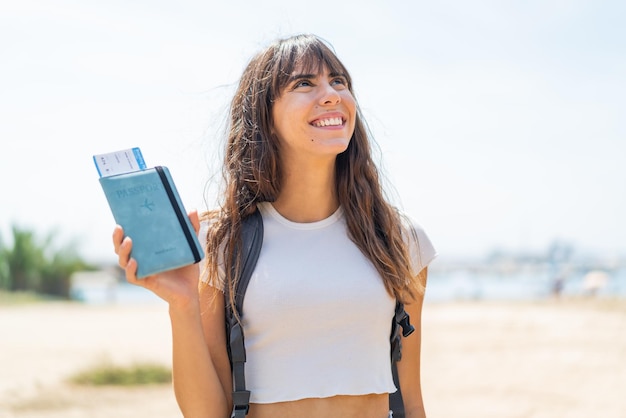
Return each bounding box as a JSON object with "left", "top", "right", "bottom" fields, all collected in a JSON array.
[{"left": 132, "top": 147, "right": 147, "bottom": 170}]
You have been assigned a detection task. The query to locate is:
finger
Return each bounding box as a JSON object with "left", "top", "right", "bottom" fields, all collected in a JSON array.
[
  {"left": 112, "top": 225, "right": 124, "bottom": 254},
  {"left": 125, "top": 259, "right": 158, "bottom": 289},
  {"left": 188, "top": 209, "right": 200, "bottom": 233},
  {"left": 117, "top": 236, "right": 133, "bottom": 268},
  {"left": 124, "top": 257, "right": 141, "bottom": 284}
]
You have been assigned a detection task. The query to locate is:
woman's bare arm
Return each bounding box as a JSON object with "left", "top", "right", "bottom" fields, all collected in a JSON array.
[
  {"left": 396, "top": 267, "right": 428, "bottom": 418},
  {"left": 169, "top": 291, "right": 230, "bottom": 417}
]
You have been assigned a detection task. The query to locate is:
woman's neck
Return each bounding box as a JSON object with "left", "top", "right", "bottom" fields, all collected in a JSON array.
[{"left": 272, "top": 158, "right": 338, "bottom": 223}]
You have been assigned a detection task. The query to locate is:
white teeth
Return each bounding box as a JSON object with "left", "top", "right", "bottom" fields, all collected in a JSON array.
[{"left": 314, "top": 117, "right": 342, "bottom": 127}]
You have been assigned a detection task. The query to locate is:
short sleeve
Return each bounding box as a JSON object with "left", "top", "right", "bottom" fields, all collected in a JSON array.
[{"left": 405, "top": 219, "right": 437, "bottom": 275}]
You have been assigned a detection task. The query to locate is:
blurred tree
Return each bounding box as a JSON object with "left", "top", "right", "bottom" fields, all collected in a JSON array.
[
  {"left": 0, "top": 236, "right": 8, "bottom": 290},
  {"left": 0, "top": 225, "right": 94, "bottom": 298},
  {"left": 39, "top": 246, "right": 93, "bottom": 298},
  {"left": 2, "top": 227, "right": 45, "bottom": 291}
]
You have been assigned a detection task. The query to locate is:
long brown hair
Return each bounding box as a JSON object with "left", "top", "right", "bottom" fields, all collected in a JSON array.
[{"left": 202, "top": 34, "right": 423, "bottom": 312}]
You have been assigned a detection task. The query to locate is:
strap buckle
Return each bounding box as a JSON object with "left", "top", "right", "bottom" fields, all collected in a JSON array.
[{"left": 231, "top": 390, "right": 251, "bottom": 417}]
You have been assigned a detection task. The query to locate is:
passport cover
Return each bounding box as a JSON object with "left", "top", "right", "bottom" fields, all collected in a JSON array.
[{"left": 99, "top": 166, "right": 204, "bottom": 278}]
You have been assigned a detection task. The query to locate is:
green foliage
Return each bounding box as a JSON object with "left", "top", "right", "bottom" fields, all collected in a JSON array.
[
  {"left": 70, "top": 362, "right": 172, "bottom": 386},
  {"left": 0, "top": 227, "right": 44, "bottom": 291},
  {"left": 0, "top": 290, "right": 55, "bottom": 304},
  {"left": 0, "top": 237, "right": 7, "bottom": 290},
  {"left": 0, "top": 225, "right": 95, "bottom": 298}
]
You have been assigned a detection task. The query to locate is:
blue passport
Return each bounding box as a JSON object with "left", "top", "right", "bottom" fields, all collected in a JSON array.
[{"left": 99, "top": 166, "right": 204, "bottom": 278}]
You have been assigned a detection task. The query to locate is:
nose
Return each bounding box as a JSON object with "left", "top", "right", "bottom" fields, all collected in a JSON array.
[{"left": 318, "top": 82, "right": 341, "bottom": 105}]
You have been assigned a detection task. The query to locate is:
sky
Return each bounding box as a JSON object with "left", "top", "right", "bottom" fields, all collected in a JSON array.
[{"left": 1, "top": 0, "right": 625, "bottom": 265}]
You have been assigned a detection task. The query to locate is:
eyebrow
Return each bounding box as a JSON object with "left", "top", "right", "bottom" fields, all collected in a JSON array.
[
  {"left": 286, "top": 73, "right": 316, "bottom": 85},
  {"left": 286, "top": 72, "right": 347, "bottom": 85}
]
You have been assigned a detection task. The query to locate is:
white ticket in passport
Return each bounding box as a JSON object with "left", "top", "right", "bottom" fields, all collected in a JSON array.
[{"left": 93, "top": 147, "right": 147, "bottom": 178}]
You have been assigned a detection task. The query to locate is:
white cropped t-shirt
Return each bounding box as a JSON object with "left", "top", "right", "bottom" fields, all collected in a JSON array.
[{"left": 200, "top": 202, "right": 437, "bottom": 404}]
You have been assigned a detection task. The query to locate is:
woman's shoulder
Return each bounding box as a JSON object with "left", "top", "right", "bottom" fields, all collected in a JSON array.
[
  {"left": 199, "top": 208, "right": 222, "bottom": 224},
  {"left": 198, "top": 211, "right": 215, "bottom": 242},
  {"left": 198, "top": 208, "right": 225, "bottom": 236},
  {"left": 399, "top": 212, "right": 438, "bottom": 274},
  {"left": 198, "top": 209, "right": 226, "bottom": 288}
]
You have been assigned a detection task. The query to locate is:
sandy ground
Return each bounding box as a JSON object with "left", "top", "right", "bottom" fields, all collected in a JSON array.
[{"left": 1, "top": 298, "right": 624, "bottom": 418}]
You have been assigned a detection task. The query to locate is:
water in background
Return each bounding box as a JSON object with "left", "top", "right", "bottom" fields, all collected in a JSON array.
[
  {"left": 72, "top": 281, "right": 165, "bottom": 305},
  {"left": 71, "top": 270, "right": 164, "bottom": 305},
  {"left": 72, "top": 267, "right": 626, "bottom": 305},
  {"left": 426, "top": 267, "right": 626, "bottom": 302}
]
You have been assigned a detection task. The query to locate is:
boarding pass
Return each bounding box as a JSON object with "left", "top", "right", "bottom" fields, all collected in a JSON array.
[{"left": 93, "top": 147, "right": 147, "bottom": 178}]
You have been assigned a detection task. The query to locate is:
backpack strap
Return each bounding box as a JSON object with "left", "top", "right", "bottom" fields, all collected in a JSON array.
[
  {"left": 389, "top": 301, "right": 415, "bottom": 417},
  {"left": 224, "top": 209, "right": 264, "bottom": 418}
]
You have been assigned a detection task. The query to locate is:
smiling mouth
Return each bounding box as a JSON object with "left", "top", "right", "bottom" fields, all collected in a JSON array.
[{"left": 311, "top": 117, "right": 344, "bottom": 127}]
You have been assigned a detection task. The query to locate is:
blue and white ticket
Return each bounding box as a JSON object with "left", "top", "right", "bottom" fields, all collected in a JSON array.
[{"left": 93, "top": 147, "right": 147, "bottom": 178}]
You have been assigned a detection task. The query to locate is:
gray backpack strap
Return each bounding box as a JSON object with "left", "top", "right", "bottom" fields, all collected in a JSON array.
[
  {"left": 389, "top": 301, "right": 415, "bottom": 417},
  {"left": 225, "top": 209, "right": 264, "bottom": 418}
]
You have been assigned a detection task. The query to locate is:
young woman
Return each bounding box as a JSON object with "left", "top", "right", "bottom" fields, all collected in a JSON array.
[{"left": 113, "top": 34, "right": 436, "bottom": 418}]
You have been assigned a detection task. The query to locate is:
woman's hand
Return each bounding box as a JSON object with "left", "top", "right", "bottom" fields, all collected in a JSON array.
[{"left": 112, "top": 210, "right": 202, "bottom": 309}]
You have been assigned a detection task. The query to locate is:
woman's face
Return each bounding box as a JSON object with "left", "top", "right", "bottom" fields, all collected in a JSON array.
[{"left": 271, "top": 66, "right": 356, "bottom": 163}]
